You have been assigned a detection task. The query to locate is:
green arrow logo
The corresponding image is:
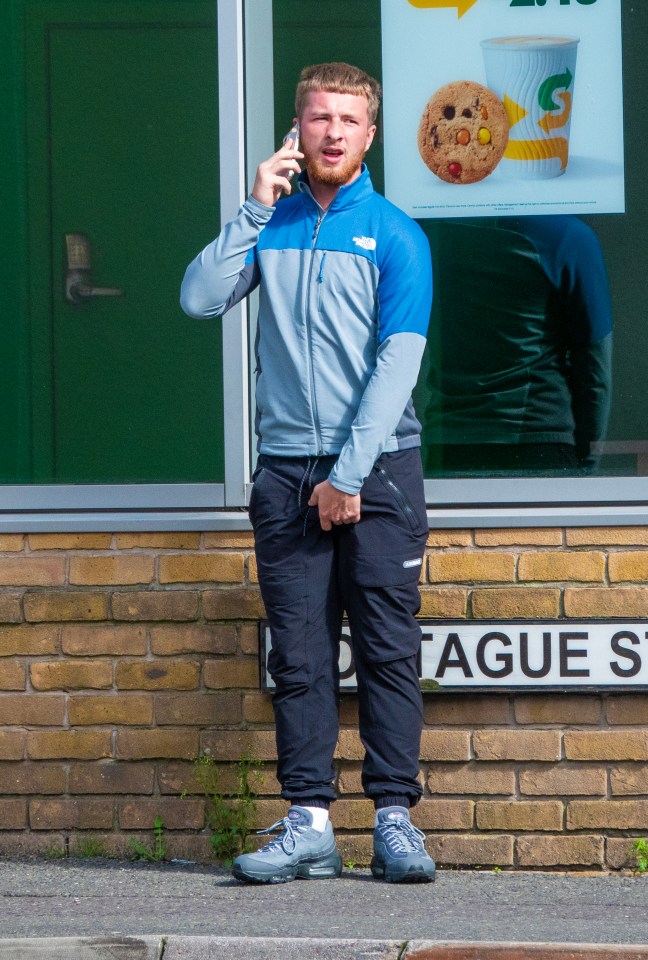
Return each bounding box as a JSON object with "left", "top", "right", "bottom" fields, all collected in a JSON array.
[{"left": 538, "top": 68, "right": 573, "bottom": 112}]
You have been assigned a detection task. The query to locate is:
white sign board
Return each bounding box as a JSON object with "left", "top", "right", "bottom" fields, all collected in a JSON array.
[
  {"left": 260, "top": 621, "right": 648, "bottom": 691},
  {"left": 381, "top": 0, "right": 624, "bottom": 218}
]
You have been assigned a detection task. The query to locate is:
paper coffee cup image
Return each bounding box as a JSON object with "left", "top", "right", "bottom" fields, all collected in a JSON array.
[{"left": 481, "top": 36, "right": 579, "bottom": 179}]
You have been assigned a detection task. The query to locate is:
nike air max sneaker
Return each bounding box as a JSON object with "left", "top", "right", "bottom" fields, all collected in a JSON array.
[{"left": 371, "top": 806, "right": 436, "bottom": 883}]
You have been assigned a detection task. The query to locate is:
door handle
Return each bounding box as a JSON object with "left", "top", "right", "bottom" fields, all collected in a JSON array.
[{"left": 65, "top": 233, "right": 124, "bottom": 304}]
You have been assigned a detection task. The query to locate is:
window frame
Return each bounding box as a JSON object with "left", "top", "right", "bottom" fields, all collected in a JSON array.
[{"left": 3, "top": 0, "right": 648, "bottom": 532}]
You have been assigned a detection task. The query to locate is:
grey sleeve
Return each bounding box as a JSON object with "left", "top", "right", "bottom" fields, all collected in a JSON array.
[
  {"left": 327, "top": 332, "right": 427, "bottom": 495},
  {"left": 180, "top": 195, "right": 273, "bottom": 318}
]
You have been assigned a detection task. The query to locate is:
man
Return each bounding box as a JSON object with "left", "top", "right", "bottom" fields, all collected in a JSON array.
[{"left": 181, "top": 62, "right": 434, "bottom": 884}]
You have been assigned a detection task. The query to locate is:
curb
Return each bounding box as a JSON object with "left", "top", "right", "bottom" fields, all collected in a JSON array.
[{"left": 2, "top": 940, "right": 648, "bottom": 960}]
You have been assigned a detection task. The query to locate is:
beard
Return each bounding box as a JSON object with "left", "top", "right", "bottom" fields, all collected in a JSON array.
[{"left": 303, "top": 144, "right": 367, "bottom": 187}]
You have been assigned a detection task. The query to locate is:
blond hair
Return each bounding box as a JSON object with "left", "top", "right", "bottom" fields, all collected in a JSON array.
[{"left": 295, "top": 62, "right": 381, "bottom": 125}]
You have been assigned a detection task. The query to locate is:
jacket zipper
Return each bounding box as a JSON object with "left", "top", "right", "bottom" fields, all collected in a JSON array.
[{"left": 305, "top": 211, "right": 325, "bottom": 455}]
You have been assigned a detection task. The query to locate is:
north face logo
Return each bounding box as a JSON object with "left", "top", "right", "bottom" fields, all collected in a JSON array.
[{"left": 353, "top": 236, "right": 376, "bottom": 251}]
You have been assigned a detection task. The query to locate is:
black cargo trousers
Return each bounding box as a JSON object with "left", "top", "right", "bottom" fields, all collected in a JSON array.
[{"left": 249, "top": 447, "right": 429, "bottom": 807}]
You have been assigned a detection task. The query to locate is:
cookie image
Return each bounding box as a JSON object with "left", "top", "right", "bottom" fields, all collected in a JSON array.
[{"left": 417, "top": 81, "right": 509, "bottom": 184}]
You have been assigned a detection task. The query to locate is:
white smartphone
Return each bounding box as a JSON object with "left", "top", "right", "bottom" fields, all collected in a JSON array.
[{"left": 282, "top": 122, "right": 300, "bottom": 180}]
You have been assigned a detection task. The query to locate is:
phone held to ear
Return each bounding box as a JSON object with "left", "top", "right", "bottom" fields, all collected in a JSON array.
[{"left": 282, "top": 122, "right": 300, "bottom": 181}]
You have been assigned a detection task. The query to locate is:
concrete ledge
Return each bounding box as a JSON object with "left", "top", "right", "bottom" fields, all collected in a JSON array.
[
  {"left": 164, "top": 939, "right": 402, "bottom": 959},
  {"left": 0, "top": 937, "right": 163, "bottom": 959}
]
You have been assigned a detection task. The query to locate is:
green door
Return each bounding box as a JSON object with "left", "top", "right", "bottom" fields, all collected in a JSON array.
[{"left": 25, "top": 0, "right": 223, "bottom": 483}]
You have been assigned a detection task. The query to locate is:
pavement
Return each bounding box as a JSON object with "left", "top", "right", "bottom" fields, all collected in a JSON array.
[{"left": 1, "top": 858, "right": 648, "bottom": 958}]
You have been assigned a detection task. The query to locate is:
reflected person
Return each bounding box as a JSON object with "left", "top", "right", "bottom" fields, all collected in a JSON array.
[{"left": 424, "top": 216, "right": 612, "bottom": 476}]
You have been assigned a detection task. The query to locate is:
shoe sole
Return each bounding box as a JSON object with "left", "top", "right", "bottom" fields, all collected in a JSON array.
[
  {"left": 232, "top": 851, "right": 343, "bottom": 885},
  {"left": 370, "top": 858, "right": 436, "bottom": 884}
]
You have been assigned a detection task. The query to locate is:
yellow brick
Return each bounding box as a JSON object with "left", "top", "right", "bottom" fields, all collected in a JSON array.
[
  {"left": 0, "top": 558, "right": 65, "bottom": 587},
  {"left": 0, "top": 731, "right": 25, "bottom": 760},
  {"left": 0, "top": 800, "right": 28, "bottom": 829},
  {"left": 204, "top": 531, "right": 255, "bottom": 549},
  {"left": 424, "top": 695, "right": 510, "bottom": 725},
  {"left": 565, "top": 587, "right": 648, "bottom": 617},
  {"left": 0, "top": 595, "right": 22, "bottom": 623},
  {"left": 115, "top": 729, "right": 198, "bottom": 760},
  {"left": 0, "top": 763, "right": 66, "bottom": 794},
  {"left": 239, "top": 623, "right": 260, "bottom": 655},
  {"left": 609, "top": 551, "right": 648, "bottom": 583},
  {"left": 0, "top": 625, "right": 59, "bottom": 655},
  {"left": 476, "top": 800, "right": 563, "bottom": 831},
  {"left": 518, "top": 551, "right": 604, "bottom": 582},
  {"left": 203, "top": 659, "right": 258, "bottom": 689},
  {"left": 427, "top": 763, "right": 514, "bottom": 796},
  {"left": 334, "top": 730, "right": 364, "bottom": 760},
  {"left": 426, "top": 530, "right": 472, "bottom": 548},
  {"left": 564, "top": 730, "right": 648, "bottom": 761},
  {"left": 418, "top": 588, "right": 467, "bottom": 617},
  {"left": 610, "top": 766, "right": 648, "bottom": 796},
  {"left": 68, "top": 695, "right": 153, "bottom": 726},
  {"left": 427, "top": 834, "right": 514, "bottom": 867},
  {"left": 567, "top": 800, "right": 648, "bottom": 830},
  {"left": 118, "top": 797, "right": 204, "bottom": 830},
  {"left": 519, "top": 765, "right": 607, "bottom": 796},
  {"left": 24, "top": 592, "right": 109, "bottom": 622},
  {"left": 30, "top": 661, "right": 112, "bottom": 691},
  {"left": 514, "top": 696, "right": 601, "bottom": 725},
  {"left": 0, "top": 661, "right": 26, "bottom": 690},
  {"left": 69, "top": 556, "right": 154, "bottom": 586},
  {"left": 30, "top": 798, "right": 113, "bottom": 830},
  {"left": 413, "top": 799, "right": 475, "bottom": 831},
  {"left": 429, "top": 552, "right": 515, "bottom": 583},
  {"left": 200, "top": 729, "right": 277, "bottom": 761},
  {"left": 28, "top": 534, "right": 113, "bottom": 550},
  {"left": 471, "top": 588, "right": 560, "bottom": 619},
  {"left": 608, "top": 696, "right": 648, "bottom": 725},
  {"left": 70, "top": 762, "right": 155, "bottom": 795},
  {"left": 155, "top": 692, "right": 241, "bottom": 726},
  {"left": 0, "top": 696, "right": 65, "bottom": 726},
  {"left": 248, "top": 554, "right": 258, "bottom": 584},
  {"left": 0, "top": 536, "right": 24, "bottom": 551},
  {"left": 115, "top": 661, "right": 199, "bottom": 690},
  {"left": 566, "top": 527, "right": 648, "bottom": 546},
  {"left": 202, "top": 588, "right": 265, "bottom": 620},
  {"left": 150, "top": 624, "right": 237, "bottom": 656},
  {"left": 116, "top": 533, "right": 201, "bottom": 550},
  {"left": 475, "top": 529, "right": 563, "bottom": 546},
  {"left": 62, "top": 625, "right": 147, "bottom": 657},
  {"left": 28, "top": 731, "right": 112, "bottom": 760},
  {"left": 420, "top": 730, "right": 471, "bottom": 761},
  {"left": 474, "top": 730, "right": 561, "bottom": 761},
  {"left": 159, "top": 554, "right": 244, "bottom": 584},
  {"left": 330, "top": 798, "right": 374, "bottom": 829},
  {"left": 517, "top": 835, "right": 603, "bottom": 867},
  {"left": 112, "top": 591, "right": 198, "bottom": 621}
]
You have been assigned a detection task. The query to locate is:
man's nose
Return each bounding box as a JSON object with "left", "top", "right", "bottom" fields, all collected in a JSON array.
[{"left": 326, "top": 118, "right": 344, "bottom": 139}]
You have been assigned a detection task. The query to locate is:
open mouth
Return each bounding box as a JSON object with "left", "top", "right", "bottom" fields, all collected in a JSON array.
[{"left": 322, "top": 147, "right": 344, "bottom": 162}]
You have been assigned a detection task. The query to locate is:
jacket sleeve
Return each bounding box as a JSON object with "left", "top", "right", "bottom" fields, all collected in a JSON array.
[
  {"left": 564, "top": 225, "right": 613, "bottom": 471},
  {"left": 327, "top": 220, "right": 433, "bottom": 494},
  {"left": 180, "top": 195, "right": 274, "bottom": 318}
]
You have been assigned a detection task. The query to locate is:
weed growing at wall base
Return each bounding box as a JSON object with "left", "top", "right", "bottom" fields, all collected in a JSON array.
[
  {"left": 630, "top": 837, "right": 648, "bottom": 874},
  {"left": 187, "top": 751, "right": 263, "bottom": 866},
  {"left": 129, "top": 816, "right": 166, "bottom": 863}
]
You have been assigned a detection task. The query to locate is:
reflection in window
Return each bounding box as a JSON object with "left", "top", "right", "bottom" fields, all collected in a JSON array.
[{"left": 422, "top": 217, "right": 612, "bottom": 478}]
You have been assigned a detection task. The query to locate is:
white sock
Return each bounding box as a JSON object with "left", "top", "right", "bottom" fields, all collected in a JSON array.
[{"left": 302, "top": 806, "right": 329, "bottom": 832}]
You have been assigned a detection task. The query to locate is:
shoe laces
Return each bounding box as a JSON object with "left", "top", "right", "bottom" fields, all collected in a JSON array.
[
  {"left": 378, "top": 815, "right": 426, "bottom": 855},
  {"left": 256, "top": 816, "right": 308, "bottom": 855}
]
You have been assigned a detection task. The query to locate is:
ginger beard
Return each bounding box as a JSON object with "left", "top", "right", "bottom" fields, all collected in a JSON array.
[{"left": 301, "top": 141, "right": 369, "bottom": 187}]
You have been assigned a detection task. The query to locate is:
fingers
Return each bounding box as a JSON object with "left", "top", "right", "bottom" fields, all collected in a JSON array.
[{"left": 252, "top": 147, "right": 303, "bottom": 206}]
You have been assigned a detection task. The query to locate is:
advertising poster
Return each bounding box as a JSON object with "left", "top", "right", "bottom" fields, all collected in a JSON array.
[{"left": 381, "top": 0, "right": 624, "bottom": 218}]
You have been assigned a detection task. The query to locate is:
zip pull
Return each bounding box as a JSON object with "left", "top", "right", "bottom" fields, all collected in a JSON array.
[{"left": 318, "top": 252, "right": 327, "bottom": 283}]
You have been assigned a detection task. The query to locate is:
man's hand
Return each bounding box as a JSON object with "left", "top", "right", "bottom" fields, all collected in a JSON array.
[
  {"left": 309, "top": 480, "right": 361, "bottom": 531},
  {"left": 251, "top": 143, "right": 303, "bottom": 207}
]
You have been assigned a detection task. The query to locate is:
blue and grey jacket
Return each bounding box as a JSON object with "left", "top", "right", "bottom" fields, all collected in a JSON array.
[{"left": 181, "top": 166, "right": 433, "bottom": 494}]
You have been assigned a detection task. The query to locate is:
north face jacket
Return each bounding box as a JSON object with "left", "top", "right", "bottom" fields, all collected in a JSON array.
[{"left": 181, "top": 166, "right": 433, "bottom": 494}]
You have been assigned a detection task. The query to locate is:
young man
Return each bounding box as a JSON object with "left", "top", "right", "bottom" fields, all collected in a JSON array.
[{"left": 181, "top": 62, "right": 434, "bottom": 884}]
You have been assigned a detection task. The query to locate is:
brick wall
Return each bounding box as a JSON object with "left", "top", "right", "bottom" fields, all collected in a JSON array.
[{"left": 1, "top": 527, "right": 648, "bottom": 870}]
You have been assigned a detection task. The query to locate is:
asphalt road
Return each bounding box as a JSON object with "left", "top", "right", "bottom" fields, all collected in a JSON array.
[{"left": 1, "top": 859, "right": 647, "bottom": 945}]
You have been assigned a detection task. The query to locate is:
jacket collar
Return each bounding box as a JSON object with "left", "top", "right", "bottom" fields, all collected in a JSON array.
[{"left": 298, "top": 164, "right": 373, "bottom": 212}]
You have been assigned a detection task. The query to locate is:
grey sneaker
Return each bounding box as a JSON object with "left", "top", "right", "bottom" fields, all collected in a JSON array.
[
  {"left": 232, "top": 806, "right": 342, "bottom": 884},
  {"left": 371, "top": 806, "right": 436, "bottom": 883}
]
